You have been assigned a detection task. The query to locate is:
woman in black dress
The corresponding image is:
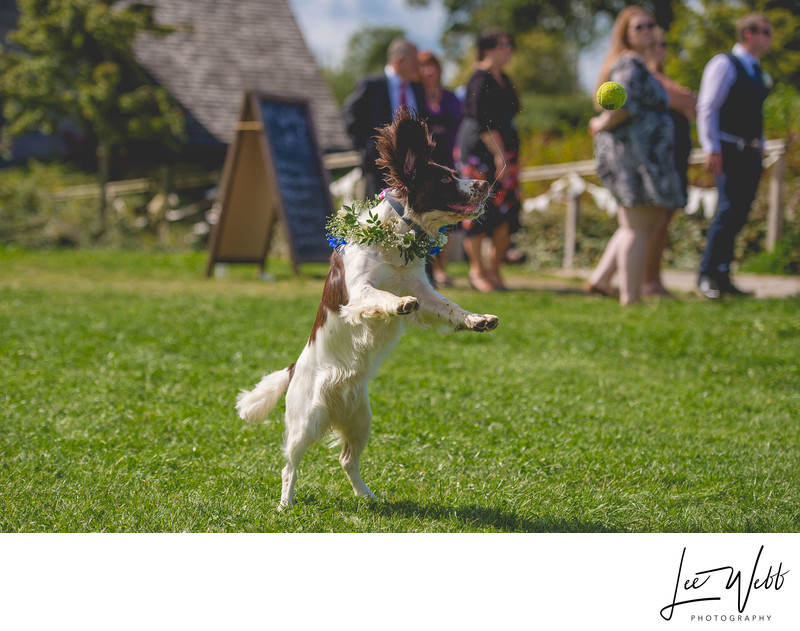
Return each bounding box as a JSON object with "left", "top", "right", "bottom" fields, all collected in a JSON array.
[{"left": 457, "top": 29, "right": 520, "bottom": 292}]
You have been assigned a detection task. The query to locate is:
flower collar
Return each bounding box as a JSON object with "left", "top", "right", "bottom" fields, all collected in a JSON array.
[{"left": 326, "top": 189, "right": 447, "bottom": 264}]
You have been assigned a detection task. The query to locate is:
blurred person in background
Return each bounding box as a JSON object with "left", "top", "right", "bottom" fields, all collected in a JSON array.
[
  {"left": 343, "top": 37, "right": 427, "bottom": 198},
  {"left": 696, "top": 14, "right": 773, "bottom": 299},
  {"left": 418, "top": 49, "right": 463, "bottom": 287},
  {"left": 456, "top": 29, "right": 520, "bottom": 292},
  {"left": 641, "top": 26, "right": 697, "bottom": 298},
  {"left": 586, "top": 7, "right": 684, "bottom": 305}
]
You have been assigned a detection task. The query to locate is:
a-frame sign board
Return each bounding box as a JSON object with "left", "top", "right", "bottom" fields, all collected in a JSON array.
[{"left": 205, "top": 92, "right": 335, "bottom": 277}]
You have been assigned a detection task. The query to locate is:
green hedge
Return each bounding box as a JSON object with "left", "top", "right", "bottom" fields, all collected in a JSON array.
[
  {"left": 0, "top": 161, "right": 99, "bottom": 248},
  {"left": 0, "top": 160, "right": 202, "bottom": 250}
]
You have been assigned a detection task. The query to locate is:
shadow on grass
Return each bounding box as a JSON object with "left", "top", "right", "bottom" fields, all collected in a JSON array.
[{"left": 366, "top": 498, "right": 616, "bottom": 533}]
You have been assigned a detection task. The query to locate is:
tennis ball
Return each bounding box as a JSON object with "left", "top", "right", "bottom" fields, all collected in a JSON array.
[{"left": 596, "top": 81, "right": 627, "bottom": 110}]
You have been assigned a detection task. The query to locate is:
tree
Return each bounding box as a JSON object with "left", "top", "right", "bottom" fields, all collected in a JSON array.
[
  {"left": 320, "top": 26, "right": 405, "bottom": 105},
  {"left": 665, "top": 0, "right": 800, "bottom": 137},
  {"left": 665, "top": 1, "right": 799, "bottom": 88},
  {"left": 435, "top": 0, "right": 655, "bottom": 50},
  {"left": 415, "top": 0, "right": 680, "bottom": 94},
  {"left": 510, "top": 30, "right": 579, "bottom": 95},
  {"left": 0, "top": 0, "right": 185, "bottom": 222},
  {"left": 449, "top": 27, "right": 579, "bottom": 94},
  {"left": 342, "top": 26, "right": 406, "bottom": 77}
]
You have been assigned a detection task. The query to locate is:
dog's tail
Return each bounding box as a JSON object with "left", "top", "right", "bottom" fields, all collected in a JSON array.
[{"left": 236, "top": 365, "right": 293, "bottom": 424}]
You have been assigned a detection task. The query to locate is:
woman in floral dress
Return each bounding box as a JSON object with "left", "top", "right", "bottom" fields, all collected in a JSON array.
[{"left": 587, "top": 6, "right": 685, "bottom": 305}]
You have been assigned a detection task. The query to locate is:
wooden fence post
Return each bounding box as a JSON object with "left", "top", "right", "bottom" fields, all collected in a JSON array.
[
  {"left": 563, "top": 192, "right": 580, "bottom": 269},
  {"left": 766, "top": 140, "right": 788, "bottom": 252}
]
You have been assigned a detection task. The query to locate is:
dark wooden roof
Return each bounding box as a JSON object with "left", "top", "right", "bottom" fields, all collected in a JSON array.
[{"left": 133, "top": 0, "right": 351, "bottom": 152}]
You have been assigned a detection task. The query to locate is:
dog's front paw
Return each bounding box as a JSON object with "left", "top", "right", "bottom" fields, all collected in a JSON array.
[
  {"left": 464, "top": 313, "right": 499, "bottom": 332},
  {"left": 395, "top": 296, "right": 419, "bottom": 315}
]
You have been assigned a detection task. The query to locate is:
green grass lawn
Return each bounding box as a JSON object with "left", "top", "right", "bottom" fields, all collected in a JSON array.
[{"left": 1, "top": 249, "right": 798, "bottom": 532}]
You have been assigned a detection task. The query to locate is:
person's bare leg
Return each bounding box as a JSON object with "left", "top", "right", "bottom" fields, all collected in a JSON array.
[
  {"left": 430, "top": 244, "right": 452, "bottom": 287},
  {"left": 642, "top": 210, "right": 674, "bottom": 297},
  {"left": 487, "top": 222, "right": 510, "bottom": 290},
  {"left": 587, "top": 228, "right": 622, "bottom": 297},
  {"left": 464, "top": 234, "right": 493, "bottom": 292},
  {"left": 617, "top": 205, "right": 667, "bottom": 305}
]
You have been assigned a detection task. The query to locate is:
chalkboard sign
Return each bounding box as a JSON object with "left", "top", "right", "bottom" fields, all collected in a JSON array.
[
  {"left": 205, "top": 92, "right": 334, "bottom": 277},
  {"left": 259, "top": 96, "right": 333, "bottom": 265}
]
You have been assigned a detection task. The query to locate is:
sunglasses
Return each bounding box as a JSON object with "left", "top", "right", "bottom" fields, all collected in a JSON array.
[
  {"left": 633, "top": 22, "right": 656, "bottom": 31},
  {"left": 751, "top": 27, "right": 773, "bottom": 36}
]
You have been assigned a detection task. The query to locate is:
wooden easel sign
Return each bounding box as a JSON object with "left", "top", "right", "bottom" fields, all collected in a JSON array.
[{"left": 205, "top": 92, "right": 335, "bottom": 277}]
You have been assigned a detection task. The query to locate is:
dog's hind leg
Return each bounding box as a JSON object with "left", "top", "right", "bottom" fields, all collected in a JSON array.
[
  {"left": 337, "top": 397, "right": 376, "bottom": 501},
  {"left": 280, "top": 443, "right": 309, "bottom": 510},
  {"left": 280, "top": 408, "right": 325, "bottom": 509}
]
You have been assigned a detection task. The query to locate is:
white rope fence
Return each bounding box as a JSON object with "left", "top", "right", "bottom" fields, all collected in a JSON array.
[
  {"left": 521, "top": 172, "right": 722, "bottom": 220},
  {"left": 320, "top": 139, "right": 789, "bottom": 269}
]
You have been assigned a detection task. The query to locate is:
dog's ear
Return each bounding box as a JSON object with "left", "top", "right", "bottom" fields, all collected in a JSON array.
[
  {"left": 375, "top": 106, "right": 434, "bottom": 197},
  {"left": 394, "top": 109, "right": 432, "bottom": 179}
]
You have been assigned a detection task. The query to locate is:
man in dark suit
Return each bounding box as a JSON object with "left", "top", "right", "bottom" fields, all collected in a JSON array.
[
  {"left": 343, "top": 37, "right": 428, "bottom": 198},
  {"left": 696, "top": 14, "right": 773, "bottom": 298}
]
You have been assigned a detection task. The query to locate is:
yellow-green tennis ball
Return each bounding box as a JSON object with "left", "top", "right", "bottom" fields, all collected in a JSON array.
[{"left": 597, "top": 81, "right": 627, "bottom": 110}]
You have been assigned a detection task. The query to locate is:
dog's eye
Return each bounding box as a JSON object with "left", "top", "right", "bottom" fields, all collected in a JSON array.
[{"left": 440, "top": 175, "right": 452, "bottom": 183}]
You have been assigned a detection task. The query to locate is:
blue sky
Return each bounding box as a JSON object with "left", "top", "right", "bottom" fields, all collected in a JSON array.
[
  {"left": 286, "top": 0, "right": 606, "bottom": 93},
  {"left": 287, "top": 0, "right": 449, "bottom": 68}
]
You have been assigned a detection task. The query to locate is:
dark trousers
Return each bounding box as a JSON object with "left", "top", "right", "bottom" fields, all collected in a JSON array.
[
  {"left": 363, "top": 169, "right": 383, "bottom": 200},
  {"left": 700, "top": 142, "right": 763, "bottom": 277}
]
